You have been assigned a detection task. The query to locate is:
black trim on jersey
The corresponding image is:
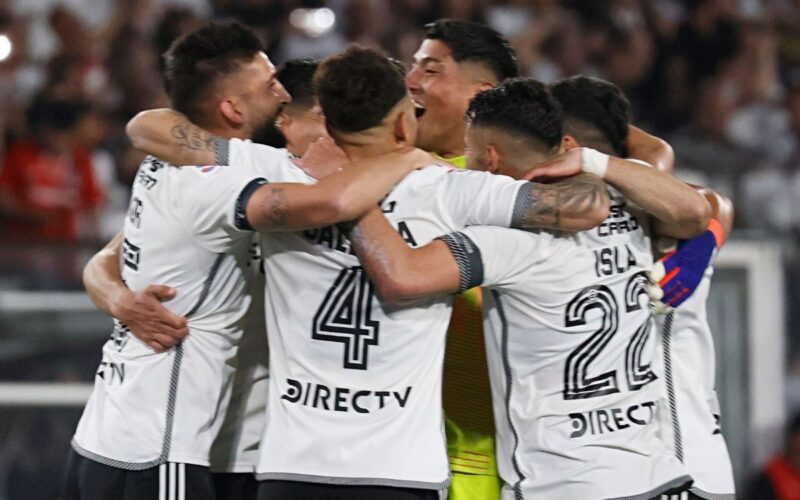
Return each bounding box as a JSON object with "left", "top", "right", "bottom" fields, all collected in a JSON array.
[
  {"left": 255, "top": 472, "right": 449, "bottom": 491},
  {"left": 160, "top": 253, "right": 226, "bottom": 463},
  {"left": 689, "top": 488, "right": 736, "bottom": 500},
  {"left": 491, "top": 290, "right": 527, "bottom": 500},
  {"left": 608, "top": 474, "right": 693, "bottom": 500},
  {"left": 437, "top": 232, "right": 483, "bottom": 293},
  {"left": 235, "top": 178, "right": 269, "bottom": 231},
  {"left": 510, "top": 183, "right": 535, "bottom": 228},
  {"left": 662, "top": 310, "right": 685, "bottom": 463},
  {"left": 216, "top": 139, "right": 230, "bottom": 165}
]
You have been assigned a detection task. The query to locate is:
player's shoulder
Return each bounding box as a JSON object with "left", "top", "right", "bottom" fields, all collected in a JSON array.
[
  {"left": 229, "top": 139, "right": 286, "bottom": 164},
  {"left": 464, "top": 225, "right": 545, "bottom": 247},
  {"left": 403, "top": 164, "right": 491, "bottom": 186}
]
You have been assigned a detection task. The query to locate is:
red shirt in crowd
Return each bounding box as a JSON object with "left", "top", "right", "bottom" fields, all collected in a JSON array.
[{"left": 0, "top": 139, "right": 104, "bottom": 242}]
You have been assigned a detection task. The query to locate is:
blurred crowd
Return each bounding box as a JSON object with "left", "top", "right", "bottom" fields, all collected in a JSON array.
[
  {"left": 1, "top": 0, "right": 800, "bottom": 240},
  {"left": 0, "top": 0, "right": 798, "bottom": 240}
]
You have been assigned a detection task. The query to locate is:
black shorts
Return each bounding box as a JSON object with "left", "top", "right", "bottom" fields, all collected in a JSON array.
[
  {"left": 62, "top": 448, "right": 215, "bottom": 500},
  {"left": 257, "top": 480, "right": 439, "bottom": 500},
  {"left": 213, "top": 472, "right": 258, "bottom": 500}
]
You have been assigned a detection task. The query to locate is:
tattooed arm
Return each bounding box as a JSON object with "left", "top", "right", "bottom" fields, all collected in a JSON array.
[
  {"left": 510, "top": 173, "right": 609, "bottom": 232},
  {"left": 348, "top": 209, "right": 462, "bottom": 303},
  {"left": 126, "top": 109, "right": 223, "bottom": 165},
  {"left": 348, "top": 174, "right": 610, "bottom": 303},
  {"left": 529, "top": 149, "right": 710, "bottom": 238}
]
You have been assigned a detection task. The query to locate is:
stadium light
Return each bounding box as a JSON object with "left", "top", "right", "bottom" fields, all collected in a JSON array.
[
  {"left": 0, "top": 35, "right": 11, "bottom": 62},
  {"left": 289, "top": 8, "right": 336, "bottom": 38}
]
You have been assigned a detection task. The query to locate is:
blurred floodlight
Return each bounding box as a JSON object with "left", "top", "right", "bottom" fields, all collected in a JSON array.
[
  {"left": 289, "top": 8, "right": 336, "bottom": 38},
  {"left": 0, "top": 35, "right": 11, "bottom": 62}
]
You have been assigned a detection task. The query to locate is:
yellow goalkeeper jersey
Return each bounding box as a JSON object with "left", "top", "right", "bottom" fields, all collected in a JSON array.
[{"left": 436, "top": 154, "right": 500, "bottom": 499}]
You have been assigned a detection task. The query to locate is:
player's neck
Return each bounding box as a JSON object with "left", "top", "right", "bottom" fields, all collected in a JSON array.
[
  {"left": 336, "top": 137, "right": 404, "bottom": 162},
  {"left": 202, "top": 119, "right": 250, "bottom": 141},
  {"left": 433, "top": 135, "right": 465, "bottom": 159}
]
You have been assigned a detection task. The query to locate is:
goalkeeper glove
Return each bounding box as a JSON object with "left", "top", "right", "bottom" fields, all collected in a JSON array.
[{"left": 651, "top": 219, "right": 726, "bottom": 308}]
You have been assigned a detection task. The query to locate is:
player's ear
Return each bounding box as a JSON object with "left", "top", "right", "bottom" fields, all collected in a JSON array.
[
  {"left": 486, "top": 144, "right": 501, "bottom": 174},
  {"left": 476, "top": 80, "right": 494, "bottom": 93},
  {"left": 393, "top": 109, "right": 412, "bottom": 144},
  {"left": 561, "top": 134, "right": 580, "bottom": 153},
  {"left": 219, "top": 97, "right": 245, "bottom": 127}
]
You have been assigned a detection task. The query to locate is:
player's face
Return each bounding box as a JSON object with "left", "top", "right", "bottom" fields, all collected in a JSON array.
[
  {"left": 279, "top": 100, "right": 328, "bottom": 157},
  {"left": 398, "top": 95, "right": 419, "bottom": 145},
  {"left": 234, "top": 52, "right": 291, "bottom": 138},
  {"left": 406, "top": 40, "right": 478, "bottom": 155}
]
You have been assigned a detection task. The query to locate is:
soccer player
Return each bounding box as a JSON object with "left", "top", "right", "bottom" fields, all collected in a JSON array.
[
  {"left": 272, "top": 59, "right": 327, "bottom": 158},
  {"left": 542, "top": 76, "right": 737, "bottom": 500},
  {"left": 67, "top": 23, "right": 433, "bottom": 500},
  {"left": 405, "top": 19, "right": 680, "bottom": 500},
  {"left": 346, "top": 78, "right": 712, "bottom": 499}
]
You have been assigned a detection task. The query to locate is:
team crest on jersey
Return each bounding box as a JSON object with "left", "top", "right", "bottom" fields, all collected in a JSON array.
[{"left": 195, "top": 165, "right": 220, "bottom": 175}]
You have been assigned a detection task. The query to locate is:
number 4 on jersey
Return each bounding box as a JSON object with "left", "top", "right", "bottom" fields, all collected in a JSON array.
[{"left": 313, "top": 267, "right": 380, "bottom": 370}]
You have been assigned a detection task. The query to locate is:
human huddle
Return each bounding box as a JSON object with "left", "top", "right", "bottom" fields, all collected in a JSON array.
[{"left": 63, "top": 19, "right": 735, "bottom": 500}]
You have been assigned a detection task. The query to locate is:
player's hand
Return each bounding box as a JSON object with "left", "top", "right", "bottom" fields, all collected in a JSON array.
[
  {"left": 295, "top": 137, "right": 349, "bottom": 180},
  {"left": 111, "top": 285, "right": 188, "bottom": 352},
  {"left": 524, "top": 148, "right": 585, "bottom": 183},
  {"left": 649, "top": 225, "right": 722, "bottom": 308}
]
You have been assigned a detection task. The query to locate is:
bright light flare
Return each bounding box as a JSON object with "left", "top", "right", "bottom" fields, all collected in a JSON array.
[
  {"left": 0, "top": 35, "right": 12, "bottom": 62},
  {"left": 289, "top": 8, "right": 336, "bottom": 38}
]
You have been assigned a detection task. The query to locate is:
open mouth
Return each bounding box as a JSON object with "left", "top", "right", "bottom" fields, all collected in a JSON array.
[{"left": 414, "top": 101, "right": 426, "bottom": 119}]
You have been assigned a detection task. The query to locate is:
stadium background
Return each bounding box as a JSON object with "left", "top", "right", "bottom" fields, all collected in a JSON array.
[{"left": 0, "top": 0, "right": 795, "bottom": 498}]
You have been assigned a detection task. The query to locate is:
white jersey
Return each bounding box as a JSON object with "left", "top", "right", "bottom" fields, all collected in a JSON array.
[
  {"left": 207, "top": 146, "right": 308, "bottom": 473},
  {"left": 227, "top": 139, "right": 528, "bottom": 489},
  {"left": 209, "top": 251, "right": 268, "bottom": 473},
  {"left": 656, "top": 267, "right": 736, "bottom": 499},
  {"left": 72, "top": 155, "right": 272, "bottom": 469},
  {"left": 447, "top": 190, "right": 690, "bottom": 499}
]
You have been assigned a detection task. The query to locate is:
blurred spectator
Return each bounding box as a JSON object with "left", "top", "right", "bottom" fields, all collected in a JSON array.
[
  {"left": 746, "top": 411, "right": 800, "bottom": 499},
  {"left": 0, "top": 96, "right": 105, "bottom": 243}
]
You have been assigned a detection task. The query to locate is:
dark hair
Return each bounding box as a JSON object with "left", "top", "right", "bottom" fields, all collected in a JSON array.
[
  {"left": 467, "top": 78, "right": 562, "bottom": 152},
  {"left": 278, "top": 58, "right": 320, "bottom": 110},
  {"left": 314, "top": 46, "right": 407, "bottom": 134},
  {"left": 550, "top": 76, "right": 630, "bottom": 157},
  {"left": 424, "top": 19, "right": 519, "bottom": 82},
  {"left": 162, "top": 22, "right": 264, "bottom": 124}
]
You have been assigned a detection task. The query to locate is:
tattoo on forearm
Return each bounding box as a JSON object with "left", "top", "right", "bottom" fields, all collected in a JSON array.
[
  {"left": 169, "top": 116, "right": 225, "bottom": 162},
  {"left": 513, "top": 173, "right": 607, "bottom": 230},
  {"left": 263, "top": 187, "right": 287, "bottom": 228},
  {"left": 349, "top": 221, "right": 394, "bottom": 283}
]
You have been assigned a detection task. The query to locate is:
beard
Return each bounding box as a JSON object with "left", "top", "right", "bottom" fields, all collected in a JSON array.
[{"left": 250, "top": 108, "right": 286, "bottom": 147}]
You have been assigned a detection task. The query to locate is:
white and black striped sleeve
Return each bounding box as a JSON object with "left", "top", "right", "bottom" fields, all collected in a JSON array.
[
  {"left": 437, "top": 231, "right": 484, "bottom": 293},
  {"left": 456, "top": 226, "right": 546, "bottom": 289}
]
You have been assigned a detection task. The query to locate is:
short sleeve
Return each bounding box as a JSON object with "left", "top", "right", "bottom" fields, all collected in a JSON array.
[
  {"left": 177, "top": 164, "right": 267, "bottom": 253},
  {"left": 439, "top": 170, "right": 528, "bottom": 228},
  {"left": 442, "top": 226, "right": 547, "bottom": 290}
]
